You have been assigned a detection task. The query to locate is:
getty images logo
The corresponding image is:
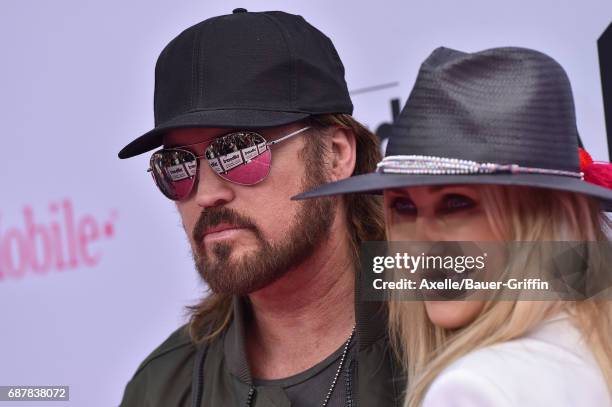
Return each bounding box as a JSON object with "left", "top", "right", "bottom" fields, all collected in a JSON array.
[{"left": 0, "top": 199, "right": 118, "bottom": 280}]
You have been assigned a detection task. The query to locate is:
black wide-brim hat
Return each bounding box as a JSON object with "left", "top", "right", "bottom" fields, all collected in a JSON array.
[
  {"left": 118, "top": 9, "right": 353, "bottom": 159},
  {"left": 294, "top": 47, "right": 612, "bottom": 210}
]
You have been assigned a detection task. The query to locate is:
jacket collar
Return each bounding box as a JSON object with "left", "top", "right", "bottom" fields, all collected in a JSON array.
[{"left": 223, "top": 296, "right": 253, "bottom": 384}]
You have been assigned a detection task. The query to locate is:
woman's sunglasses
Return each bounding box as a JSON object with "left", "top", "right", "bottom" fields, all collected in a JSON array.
[{"left": 148, "top": 126, "right": 311, "bottom": 201}]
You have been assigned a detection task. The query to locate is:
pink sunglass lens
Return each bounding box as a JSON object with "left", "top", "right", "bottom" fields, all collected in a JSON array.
[
  {"left": 205, "top": 133, "right": 272, "bottom": 185},
  {"left": 150, "top": 150, "right": 197, "bottom": 201}
]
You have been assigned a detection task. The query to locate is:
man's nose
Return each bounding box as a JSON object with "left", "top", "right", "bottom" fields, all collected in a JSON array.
[{"left": 192, "top": 159, "right": 235, "bottom": 209}]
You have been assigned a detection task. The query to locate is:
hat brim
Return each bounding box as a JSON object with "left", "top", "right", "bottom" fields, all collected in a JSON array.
[
  {"left": 292, "top": 172, "right": 612, "bottom": 211},
  {"left": 118, "top": 109, "right": 311, "bottom": 159}
]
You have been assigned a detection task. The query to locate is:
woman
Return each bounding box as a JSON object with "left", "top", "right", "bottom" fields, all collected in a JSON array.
[{"left": 295, "top": 47, "right": 612, "bottom": 406}]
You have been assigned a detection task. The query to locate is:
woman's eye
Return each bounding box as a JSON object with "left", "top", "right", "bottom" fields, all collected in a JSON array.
[
  {"left": 443, "top": 194, "right": 475, "bottom": 212},
  {"left": 390, "top": 197, "right": 416, "bottom": 214}
]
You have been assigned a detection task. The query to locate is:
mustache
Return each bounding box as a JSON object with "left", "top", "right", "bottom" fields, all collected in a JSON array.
[{"left": 192, "top": 207, "right": 259, "bottom": 243}]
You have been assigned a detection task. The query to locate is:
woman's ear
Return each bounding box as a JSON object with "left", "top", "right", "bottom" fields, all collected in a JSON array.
[{"left": 328, "top": 126, "right": 357, "bottom": 182}]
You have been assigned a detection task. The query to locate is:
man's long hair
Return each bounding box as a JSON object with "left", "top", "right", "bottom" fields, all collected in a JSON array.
[{"left": 185, "top": 113, "right": 385, "bottom": 343}]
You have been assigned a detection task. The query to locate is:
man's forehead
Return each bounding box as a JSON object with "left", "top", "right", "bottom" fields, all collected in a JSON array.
[
  {"left": 163, "top": 127, "right": 230, "bottom": 147},
  {"left": 162, "top": 124, "right": 302, "bottom": 147}
]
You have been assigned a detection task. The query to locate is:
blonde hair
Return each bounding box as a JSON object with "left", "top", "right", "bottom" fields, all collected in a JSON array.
[
  {"left": 186, "top": 113, "right": 384, "bottom": 343},
  {"left": 388, "top": 185, "right": 612, "bottom": 406}
]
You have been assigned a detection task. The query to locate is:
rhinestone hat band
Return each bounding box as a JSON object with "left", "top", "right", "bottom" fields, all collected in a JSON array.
[{"left": 377, "top": 155, "right": 584, "bottom": 180}]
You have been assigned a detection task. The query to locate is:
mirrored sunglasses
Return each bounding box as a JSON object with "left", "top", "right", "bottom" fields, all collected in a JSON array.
[{"left": 148, "top": 126, "right": 311, "bottom": 201}]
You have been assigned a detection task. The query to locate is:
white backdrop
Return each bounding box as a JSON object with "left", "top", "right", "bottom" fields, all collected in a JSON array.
[{"left": 1, "top": 1, "right": 610, "bottom": 406}]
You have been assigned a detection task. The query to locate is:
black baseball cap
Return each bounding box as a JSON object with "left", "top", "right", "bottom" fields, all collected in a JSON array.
[{"left": 118, "top": 8, "right": 353, "bottom": 159}]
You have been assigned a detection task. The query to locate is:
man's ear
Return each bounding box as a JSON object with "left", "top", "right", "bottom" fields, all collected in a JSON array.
[{"left": 328, "top": 126, "right": 357, "bottom": 182}]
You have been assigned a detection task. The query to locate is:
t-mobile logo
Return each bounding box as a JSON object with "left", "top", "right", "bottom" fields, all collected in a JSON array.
[{"left": 0, "top": 199, "right": 118, "bottom": 280}]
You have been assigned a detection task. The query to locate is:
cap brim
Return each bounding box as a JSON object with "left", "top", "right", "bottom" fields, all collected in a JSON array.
[
  {"left": 118, "top": 109, "right": 311, "bottom": 159},
  {"left": 292, "top": 172, "right": 612, "bottom": 211}
]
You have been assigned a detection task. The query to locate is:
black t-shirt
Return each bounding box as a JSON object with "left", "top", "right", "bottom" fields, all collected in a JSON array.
[{"left": 252, "top": 338, "right": 357, "bottom": 407}]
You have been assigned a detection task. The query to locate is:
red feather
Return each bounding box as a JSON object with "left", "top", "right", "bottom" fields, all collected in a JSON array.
[
  {"left": 579, "top": 148, "right": 612, "bottom": 189},
  {"left": 579, "top": 147, "right": 593, "bottom": 170},
  {"left": 584, "top": 162, "right": 612, "bottom": 189}
]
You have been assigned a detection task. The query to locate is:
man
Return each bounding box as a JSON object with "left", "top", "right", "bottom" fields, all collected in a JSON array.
[{"left": 118, "top": 9, "right": 401, "bottom": 407}]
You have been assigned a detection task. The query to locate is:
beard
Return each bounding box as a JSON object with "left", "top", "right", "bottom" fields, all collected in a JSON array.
[{"left": 190, "top": 173, "right": 336, "bottom": 295}]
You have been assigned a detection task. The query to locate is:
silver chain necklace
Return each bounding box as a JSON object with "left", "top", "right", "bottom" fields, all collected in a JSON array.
[{"left": 321, "top": 325, "right": 356, "bottom": 407}]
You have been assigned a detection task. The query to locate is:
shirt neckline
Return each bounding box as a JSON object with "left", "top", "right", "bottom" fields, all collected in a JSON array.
[{"left": 252, "top": 337, "right": 355, "bottom": 388}]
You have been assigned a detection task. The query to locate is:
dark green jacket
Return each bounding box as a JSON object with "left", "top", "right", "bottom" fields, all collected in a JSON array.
[{"left": 119, "top": 298, "right": 403, "bottom": 407}]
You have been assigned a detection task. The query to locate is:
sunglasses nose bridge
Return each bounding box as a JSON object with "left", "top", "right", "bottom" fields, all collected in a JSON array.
[{"left": 191, "top": 154, "right": 236, "bottom": 208}]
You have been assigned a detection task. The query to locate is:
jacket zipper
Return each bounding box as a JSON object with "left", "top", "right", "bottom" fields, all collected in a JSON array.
[
  {"left": 244, "top": 385, "right": 255, "bottom": 407},
  {"left": 196, "top": 363, "right": 204, "bottom": 406},
  {"left": 345, "top": 359, "right": 354, "bottom": 407},
  {"left": 192, "top": 341, "right": 208, "bottom": 407}
]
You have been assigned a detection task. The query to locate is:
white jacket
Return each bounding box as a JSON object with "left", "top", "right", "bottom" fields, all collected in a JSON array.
[{"left": 422, "top": 314, "right": 611, "bottom": 406}]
